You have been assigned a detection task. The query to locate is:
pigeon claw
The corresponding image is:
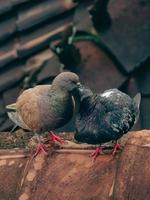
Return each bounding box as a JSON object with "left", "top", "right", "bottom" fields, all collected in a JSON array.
[
  {"left": 48, "top": 131, "right": 66, "bottom": 144},
  {"left": 91, "top": 146, "right": 104, "bottom": 161},
  {"left": 112, "top": 143, "right": 122, "bottom": 156},
  {"left": 33, "top": 143, "right": 48, "bottom": 157}
]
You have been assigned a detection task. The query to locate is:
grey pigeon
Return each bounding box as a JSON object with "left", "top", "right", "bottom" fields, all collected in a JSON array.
[
  {"left": 75, "top": 85, "right": 141, "bottom": 160},
  {"left": 7, "top": 72, "right": 80, "bottom": 156}
]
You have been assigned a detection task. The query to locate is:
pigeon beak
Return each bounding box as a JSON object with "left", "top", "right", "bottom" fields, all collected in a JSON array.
[
  {"left": 76, "top": 82, "right": 83, "bottom": 88},
  {"left": 77, "top": 82, "right": 81, "bottom": 86},
  {"left": 76, "top": 83, "right": 85, "bottom": 93}
]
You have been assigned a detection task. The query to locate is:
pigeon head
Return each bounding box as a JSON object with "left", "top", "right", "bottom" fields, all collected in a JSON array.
[
  {"left": 77, "top": 84, "right": 93, "bottom": 101},
  {"left": 52, "top": 72, "right": 80, "bottom": 92}
]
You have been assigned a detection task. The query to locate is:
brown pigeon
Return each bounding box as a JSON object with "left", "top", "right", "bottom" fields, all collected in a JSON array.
[{"left": 7, "top": 72, "right": 80, "bottom": 156}]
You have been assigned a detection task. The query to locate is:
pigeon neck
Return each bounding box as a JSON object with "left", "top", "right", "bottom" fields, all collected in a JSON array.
[
  {"left": 80, "top": 95, "right": 97, "bottom": 111},
  {"left": 51, "top": 84, "right": 68, "bottom": 93}
]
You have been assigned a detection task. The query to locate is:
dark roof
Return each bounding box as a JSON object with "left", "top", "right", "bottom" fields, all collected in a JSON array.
[
  {"left": 99, "top": 0, "right": 150, "bottom": 73},
  {"left": 0, "top": 0, "right": 76, "bottom": 87}
]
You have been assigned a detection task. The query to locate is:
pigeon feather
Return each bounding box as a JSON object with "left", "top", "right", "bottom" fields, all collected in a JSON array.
[{"left": 75, "top": 87, "right": 141, "bottom": 145}]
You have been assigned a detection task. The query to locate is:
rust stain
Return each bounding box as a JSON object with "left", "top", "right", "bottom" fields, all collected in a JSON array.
[
  {"left": 0, "top": 154, "right": 28, "bottom": 159},
  {"left": 130, "top": 175, "right": 134, "bottom": 182},
  {"left": 0, "top": 159, "right": 6, "bottom": 166},
  {"left": 8, "top": 160, "right": 15, "bottom": 166},
  {"left": 33, "top": 162, "right": 43, "bottom": 170},
  {"left": 109, "top": 180, "right": 115, "bottom": 197},
  {"left": 19, "top": 163, "right": 23, "bottom": 168},
  {"left": 26, "top": 170, "right": 36, "bottom": 181},
  {"left": 60, "top": 168, "right": 78, "bottom": 182},
  {"left": 33, "top": 154, "right": 45, "bottom": 170},
  {"left": 19, "top": 193, "right": 29, "bottom": 200},
  {"left": 143, "top": 143, "right": 150, "bottom": 147}
]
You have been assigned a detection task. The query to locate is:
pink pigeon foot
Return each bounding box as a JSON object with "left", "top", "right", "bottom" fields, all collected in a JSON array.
[
  {"left": 91, "top": 146, "right": 104, "bottom": 161},
  {"left": 33, "top": 143, "right": 49, "bottom": 157},
  {"left": 112, "top": 142, "right": 122, "bottom": 156},
  {"left": 48, "top": 131, "right": 66, "bottom": 144}
]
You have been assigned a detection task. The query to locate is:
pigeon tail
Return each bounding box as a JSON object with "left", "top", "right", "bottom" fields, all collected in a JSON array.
[
  {"left": 7, "top": 110, "right": 31, "bottom": 130},
  {"left": 133, "top": 93, "right": 141, "bottom": 124},
  {"left": 133, "top": 93, "right": 141, "bottom": 109},
  {"left": 6, "top": 103, "right": 30, "bottom": 130},
  {"left": 10, "top": 124, "right": 18, "bottom": 133},
  {"left": 6, "top": 103, "right": 17, "bottom": 111}
]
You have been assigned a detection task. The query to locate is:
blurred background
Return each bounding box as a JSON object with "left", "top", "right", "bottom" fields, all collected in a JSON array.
[{"left": 0, "top": 0, "right": 149, "bottom": 132}]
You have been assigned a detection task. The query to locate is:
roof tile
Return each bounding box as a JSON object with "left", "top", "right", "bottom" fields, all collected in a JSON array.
[
  {"left": 16, "top": 0, "right": 75, "bottom": 31},
  {"left": 0, "top": 0, "right": 12, "bottom": 15},
  {"left": 99, "top": 0, "right": 150, "bottom": 72},
  {"left": 75, "top": 40, "right": 127, "bottom": 92},
  {"left": 0, "top": 66, "right": 24, "bottom": 92}
]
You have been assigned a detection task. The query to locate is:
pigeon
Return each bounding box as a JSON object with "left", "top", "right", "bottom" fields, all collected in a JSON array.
[
  {"left": 6, "top": 72, "right": 80, "bottom": 156},
  {"left": 75, "top": 85, "right": 141, "bottom": 160}
]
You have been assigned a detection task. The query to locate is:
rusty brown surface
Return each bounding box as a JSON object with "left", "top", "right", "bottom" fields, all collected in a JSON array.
[
  {"left": 113, "top": 130, "right": 150, "bottom": 200},
  {"left": 29, "top": 152, "right": 116, "bottom": 200},
  {"left": 0, "top": 150, "right": 29, "bottom": 200},
  {"left": 0, "top": 130, "right": 149, "bottom": 200}
]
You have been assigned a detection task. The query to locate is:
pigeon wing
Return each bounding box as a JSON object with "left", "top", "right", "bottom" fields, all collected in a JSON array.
[
  {"left": 6, "top": 103, "right": 31, "bottom": 130},
  {"left": 104, "top": 107, "right": 135, "bottom": 138}
]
